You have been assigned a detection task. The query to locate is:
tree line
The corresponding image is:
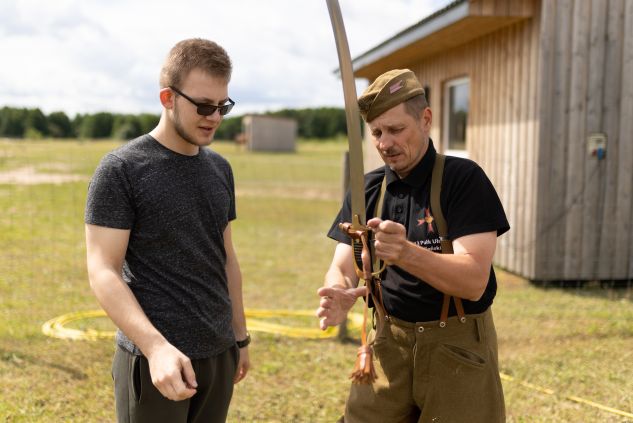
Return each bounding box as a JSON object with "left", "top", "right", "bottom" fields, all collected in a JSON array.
[
  {"left": 0, "top": 106, "right": 349, "bottom": 141},
  {"left": 0, "top": 106, "right": 160, "bottom": 140}
]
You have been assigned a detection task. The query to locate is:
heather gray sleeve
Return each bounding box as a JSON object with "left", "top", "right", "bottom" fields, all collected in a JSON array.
[
  {"left": 213, "top": 152, "right": 236, "bottom": 222},
  {"left": 85, "top": 154, "right": 135, "bottom": 229},
  {"left": 226, "top": 163, "right": 236, "bottom": 221}
]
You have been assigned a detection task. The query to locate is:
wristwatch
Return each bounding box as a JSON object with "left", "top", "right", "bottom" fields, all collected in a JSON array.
[{"left": 236, "top": 332, "right": 251, "bottom": 348}]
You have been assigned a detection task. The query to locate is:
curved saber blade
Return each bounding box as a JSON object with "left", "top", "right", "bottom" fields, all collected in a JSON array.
[{"left": 326, "top": 0, "right": 366, "bottom": 229}]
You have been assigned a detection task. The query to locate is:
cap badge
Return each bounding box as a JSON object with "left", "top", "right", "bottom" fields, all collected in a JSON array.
[{"left": 389, "top": 80, "right": 404, "bottom": 94}]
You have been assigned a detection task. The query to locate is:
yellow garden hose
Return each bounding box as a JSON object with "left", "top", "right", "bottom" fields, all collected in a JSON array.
[
  {"left": 42, "top": 309, "right": 364, "bottom": 341},
  {"left": 42, "top": 309, "right": 115, "bottom": 341},
  {"left": 41, "top": 310, "right": 633, "bottom": 420},
  {"left": 243, "top": 309, "right": 364, "bottom": 339},
  {"left": 499, "top": 372, "right": 633, "bottom": 420}
]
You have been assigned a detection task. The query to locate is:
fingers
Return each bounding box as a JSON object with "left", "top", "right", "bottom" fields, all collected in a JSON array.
[
  {"left": 318, "top": 314, "right": 338, "bottom": 331},
  {"left": 316, "top": 285, "right": 367, "bottom": 330},
  {"left": 316, "top": 305, "right": 330, "bottom": 321},
  {"left": 180, "top": 357, "right": 198, "bottom": 389},
  {"left": 149, "top": 348, "right": 197, "bottom": 401},
  {"left": 316, "top": 286, "right": 335, "bottom": 330},
  {"left": 369, "top": 219, "right": 405, "bottom": 236},
  {"left": 366, "top": 217, "right": 382, "bottom": 230},
  {"left": 318, "top": 297, "right": 332, "bottom": 311},
  {"left": 155, "top": 373, "right": 197, "bottom": 401},
  {"left": 233, "top": 348, "right": 250, "bottom": 384},
  {"left": 317, "top": 285, "right": 365, "bottom": 300},
  {"left": 349, "top": 286, "right": 368, "bottom": 298},
  {"left": 315, "top": 287, "right": 344, "bottom": 319},
  {"left": 316, "top": 306, "right": 338, "bottom": 330},
  {"left": 317, "top": 286, "right": 340, "bottom": 298},
  {"left": 168, "top": 380, "right": 197, "bottom": 401},
  {"left": 319, "top": 317, "right": 328, "bottom": 331},
  {"left": 233, "top": 364, "right": 244, "bottom": 384},
  {"left": 368, "top": 219, "right": 407, "bottom": 265},
  {"left": 316, "top": 288, "right": 337, "bottom": 325}
]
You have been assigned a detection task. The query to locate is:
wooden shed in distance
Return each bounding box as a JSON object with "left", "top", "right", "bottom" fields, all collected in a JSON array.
[
  {"left": 353, "top": 0, "right": 633, "bottom": 284},
  {"left": 242, "top": 115, "right": 297, "bottom": 152}
]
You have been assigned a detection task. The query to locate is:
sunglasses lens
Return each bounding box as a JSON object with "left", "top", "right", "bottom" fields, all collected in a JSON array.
[
  {"left": 197, "top": 105, "right": 217, "bottom": 116},
  {"left": 195, "top": 99, "right": 234, "bottom": 116},
  {"left": 219, "top": 104, "right": 233, "bottom": 116}
]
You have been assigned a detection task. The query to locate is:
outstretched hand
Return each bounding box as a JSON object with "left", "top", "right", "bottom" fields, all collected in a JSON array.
[{"left": 316, "top": 285, "right": 367, "bottom": 330}]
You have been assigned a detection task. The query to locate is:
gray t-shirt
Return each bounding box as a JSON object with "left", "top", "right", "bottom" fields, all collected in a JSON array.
[{"left": 85, "top": 134, "right": 236, "bottom": 359}]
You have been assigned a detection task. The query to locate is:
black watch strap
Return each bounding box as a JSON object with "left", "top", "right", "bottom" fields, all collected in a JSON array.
[{"left": 236, "top": 332, "right": 251, "bottom": 348}]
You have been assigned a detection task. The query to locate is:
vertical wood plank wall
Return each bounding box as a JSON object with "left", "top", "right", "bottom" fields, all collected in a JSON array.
[
  {"left": 619, "top": 0, "right": 633, "bottom": 278},
  {"left": 406, "top": 10, "right": 542, "bottom": 278},
  {"left": 361, "top": 0, "right": 632, "bottom": 281},
  {"left": 538, "top": 0, "right": 633, "bottom": 281},
  {"left": 581, "top": 1, "right": 606, "bottom": 279},
  {"left": 535, "top": 0, "right": 571, "bottom": 280},
  {"left": 597, "top": 1, "right": 625, "bottom": 279}
]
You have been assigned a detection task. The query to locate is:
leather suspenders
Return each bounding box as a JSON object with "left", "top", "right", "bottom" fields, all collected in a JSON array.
[
  {"left": 431, "top": 154, "right": 466, "bottom": 326},
  {"left": 374, "top": 153, "right": 466, "bottom": 327}
]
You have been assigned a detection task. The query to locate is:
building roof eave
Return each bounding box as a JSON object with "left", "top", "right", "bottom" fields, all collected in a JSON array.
[
  {"left": 352, "top": 1, "right": 469, "bottom": 75},
  {"left": 350, "top": 0, "right": 532, "bottom": 80}
]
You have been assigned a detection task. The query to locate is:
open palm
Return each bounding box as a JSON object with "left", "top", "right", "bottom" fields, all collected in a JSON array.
[{"left": 316, "top": 285, "right": 367, "bottom": 330}]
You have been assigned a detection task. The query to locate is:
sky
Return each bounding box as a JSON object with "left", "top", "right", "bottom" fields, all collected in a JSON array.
[{"left": 0, "top": 0, "right": 453, "bottom": 117}]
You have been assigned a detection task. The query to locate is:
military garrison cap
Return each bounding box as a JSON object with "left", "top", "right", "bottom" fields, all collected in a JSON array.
[{"left": 358, "top": 69, "right": 425, "bottom": 122}]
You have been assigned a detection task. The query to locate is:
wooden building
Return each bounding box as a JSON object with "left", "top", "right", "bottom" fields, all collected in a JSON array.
[
  {"left": 352, "top": 0, "right": 633, "bottom": 283},
  {"left": 242, "top": 115, "right": 297, "bottom": 152}
]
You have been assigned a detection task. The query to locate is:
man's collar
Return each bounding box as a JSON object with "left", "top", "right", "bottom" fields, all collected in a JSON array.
[{"left": 384, "top": 139, "right": 436, "bottom": 188}]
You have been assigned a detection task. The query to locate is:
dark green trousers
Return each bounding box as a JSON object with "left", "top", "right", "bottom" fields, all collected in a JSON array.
[
  {"left": 112, "top": 345, "right": 239, "bottom": 423},
  {"left": 344, "top": 308, "right": 506, "bottom": 423}
]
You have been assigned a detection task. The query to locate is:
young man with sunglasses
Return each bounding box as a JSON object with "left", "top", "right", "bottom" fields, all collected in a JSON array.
[{"left": 85, "top": 38, "right": 249, "bottom": 423}]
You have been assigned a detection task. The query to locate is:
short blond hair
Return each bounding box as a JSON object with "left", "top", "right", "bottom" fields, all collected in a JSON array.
[{"left": 159, "top": 38, "right": 232, "bottom": 88}]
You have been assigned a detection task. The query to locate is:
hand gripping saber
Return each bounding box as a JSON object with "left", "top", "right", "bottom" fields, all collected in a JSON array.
[{"left": 326, "top": 0, "right": 381, "bottom": 384}]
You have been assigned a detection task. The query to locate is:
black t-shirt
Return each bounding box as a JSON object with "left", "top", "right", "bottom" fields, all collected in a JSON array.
[
  {"left": 328, "top": 141, "right": 509, "bottom": 322},
  {"left": 85, "top": 134, "right": 236, "bottom": 359}
]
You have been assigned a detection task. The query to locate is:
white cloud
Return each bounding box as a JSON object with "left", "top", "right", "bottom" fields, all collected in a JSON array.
[{"left": 0, "top": 0, "right": 452, "bottom": 116}]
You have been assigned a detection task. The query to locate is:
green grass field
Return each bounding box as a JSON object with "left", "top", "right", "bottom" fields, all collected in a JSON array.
[{"left": 1, "top": 139, "right": 632, "bottom": 422}]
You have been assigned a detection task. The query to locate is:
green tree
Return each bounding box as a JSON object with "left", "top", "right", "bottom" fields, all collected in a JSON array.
[
  {"left": 79, "top": 112, "right": 114, "bottom": 139},
  {"left": 0, "top": 106, "right": 346, "bottom": 140},
  {"left": 47, "top": 111, "right": 73, "bottom": 138},
  {"left": 72, "top": 114, "right": 84, "bottom": 138},
  {"left": 215, "top": 116, "right": 242, "bottom": 141},
  {"left": 269, "top": 107, "right": 346, "bottom": 139},
  {"left": 25, "top": 108, "right": 48, "bottom": 137},
  {"left": 137, "top": 113, "right": 160, "bottom": 134},
  {"left": 112, "top": 114, "right": 143, "bottom": 140},
  {"left": 0, "top": 107, "right": 27, "bottom": 137}
]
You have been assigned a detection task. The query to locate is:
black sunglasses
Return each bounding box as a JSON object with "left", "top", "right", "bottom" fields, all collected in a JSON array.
[{"left": 169, "top": 86, "right": 235, "bottom": 116}]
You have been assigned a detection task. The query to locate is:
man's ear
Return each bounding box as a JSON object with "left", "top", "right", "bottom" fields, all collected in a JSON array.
[
  {"left": 159, "top": 88, "right": 174, "bottom": 109},
  {"left": 421, "top": 107, "right": 432, "bottom": 131}
]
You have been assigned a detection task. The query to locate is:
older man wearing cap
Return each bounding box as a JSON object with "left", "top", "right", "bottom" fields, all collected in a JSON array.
[{"left": 317, "top": 69, "right": 509, "bottom": 422}]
